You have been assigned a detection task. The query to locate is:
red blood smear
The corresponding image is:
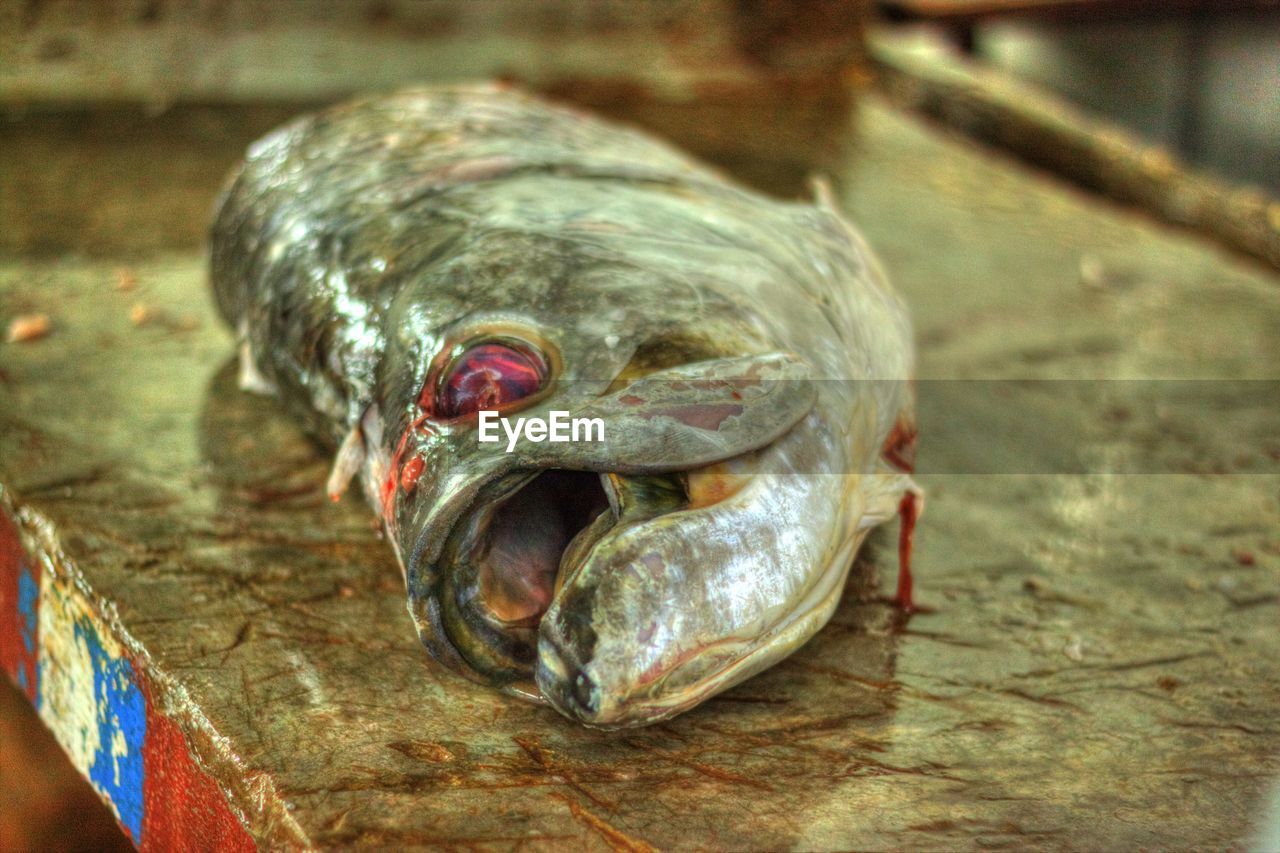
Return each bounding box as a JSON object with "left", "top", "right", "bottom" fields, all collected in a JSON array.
[
  {"left": 400, "top": 455, "right": 425, "bottom": 492},
  {"left": 636, "top": 403, "right": 743, "bottom": 431},
  {"left": 439, "top": 343, "right": 543, "bottom": 419},
  {"left": 896, "top": 492, "right": 921, "bottom": 613},
  {"left": 882, "top": 417, "right": 918, "bottom": 474},
  {"left": 382, "top": 413, "right": 432, "bottom": 522}
]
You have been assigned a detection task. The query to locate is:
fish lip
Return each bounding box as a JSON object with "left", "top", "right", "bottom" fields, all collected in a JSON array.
[
  {"left": 405, "top": 464, "right": 623, "bottom": 694},
  {"left": 535, "top": 616, "right": 711, "bottom": 729},
  {"left": 535, "top": 629, "right": 603, "bottom": 723},
  {"left": 401, "top": 459, "right": 525, "bottom": 681}
]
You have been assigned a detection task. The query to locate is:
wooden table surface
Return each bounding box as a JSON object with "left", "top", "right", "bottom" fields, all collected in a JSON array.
[{"left": 2, "top": 92, "right": 1279, "bottom": 849}]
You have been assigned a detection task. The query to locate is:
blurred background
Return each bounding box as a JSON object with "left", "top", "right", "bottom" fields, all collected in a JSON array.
[
  {"left": 880, "top": 0, "right": 1280, "bottom": 189},
  {"left": 1, "top": 1, "right": 1277, "bottom": 849},
  {"left": 3, "top": 0, "right": 1278, "bottom": 262}
]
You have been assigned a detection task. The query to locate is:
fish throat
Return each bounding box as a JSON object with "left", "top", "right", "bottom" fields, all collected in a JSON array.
[{"left": 438, "top": 469, "right": 616, "bottom": 689}]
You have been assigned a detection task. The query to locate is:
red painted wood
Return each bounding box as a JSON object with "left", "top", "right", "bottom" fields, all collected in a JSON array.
[
  {"left": 1, "top": 510, "right": 257, "bottom": 849},
  {"left": 0, "top": 513, "right": 38, "bottom": 704},
  {"left": 138, "top": 678, "right": 256, "bottom": 853}
]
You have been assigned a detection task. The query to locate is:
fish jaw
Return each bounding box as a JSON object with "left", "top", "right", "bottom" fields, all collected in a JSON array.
[
  {"left": 533, "top": 416, "right": 888, "bottom": 729},
  {"left": 392, "top": 352, "right": 820, "bottom": 696},
  {"left": 390, "top": 363, "right": 917, "bottom": 728}
]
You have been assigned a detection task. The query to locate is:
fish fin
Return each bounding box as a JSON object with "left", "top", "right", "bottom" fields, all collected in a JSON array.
[
  {"left": 810, "top": 174, "right": 840, "bottom": 212},
  {"left": 356, "top": 404, "right": 389, "bottom": 509},
  {"left": 857, "top": 470, "right": 919, "bottom": 531},
  {"left": 327, "top": 424, "right": 366, "bottom": 502},
  {"left": 809, "top": 176, "right": 898, "bottom": 303},
  {"left": 237, "top": 341, "right": 277, "bottom": 395}
]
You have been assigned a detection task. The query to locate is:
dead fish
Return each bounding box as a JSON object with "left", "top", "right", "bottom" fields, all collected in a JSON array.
[{"left": 210, "top": 84, "right": 921, "bottom": 728}]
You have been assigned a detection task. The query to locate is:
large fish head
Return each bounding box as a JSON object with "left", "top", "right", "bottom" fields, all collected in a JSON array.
[{"left": 381, "top": 234, "right": 845, "bottom": 726}]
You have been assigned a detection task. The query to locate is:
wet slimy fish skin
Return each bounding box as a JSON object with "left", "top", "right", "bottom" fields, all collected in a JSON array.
[{"left": 210, "top": 84, "right": 920, "bottom": 729}]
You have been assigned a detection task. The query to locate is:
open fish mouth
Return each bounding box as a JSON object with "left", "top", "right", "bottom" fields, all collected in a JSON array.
[
  {"left": 433, "top": 465, "right": 685, "bottom": 707},
  {"left": 398, "top": 359, "right": 919, "bottom": 730},
  {"left": 398, "top": 349, "right": 822, "bottom": 723}
]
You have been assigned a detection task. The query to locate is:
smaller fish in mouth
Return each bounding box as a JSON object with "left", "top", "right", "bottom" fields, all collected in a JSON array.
[{"left": 210, "top": 84, "right": 920, "bottom": 728}]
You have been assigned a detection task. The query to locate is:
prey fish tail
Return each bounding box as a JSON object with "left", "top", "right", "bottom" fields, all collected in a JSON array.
[{"left": 210, "top": 83, "right": 920, "bottom": 728}]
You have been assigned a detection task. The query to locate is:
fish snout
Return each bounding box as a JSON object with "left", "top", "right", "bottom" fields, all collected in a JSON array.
[
  {"left": 535, "top": 627, "right": 605, "bottom": 724},
  {"left": 534, "top": 516, "right": 724, "bottom": 728}
]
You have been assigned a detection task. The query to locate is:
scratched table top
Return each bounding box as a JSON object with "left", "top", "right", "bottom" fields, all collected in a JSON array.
[{"left": 2, "top": 95, "right": 1279, "bottom": 850}]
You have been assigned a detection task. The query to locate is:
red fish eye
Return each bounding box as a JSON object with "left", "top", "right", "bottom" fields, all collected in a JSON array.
[{"left": 438, "top": 342, "right": 546, "bottom": 419}]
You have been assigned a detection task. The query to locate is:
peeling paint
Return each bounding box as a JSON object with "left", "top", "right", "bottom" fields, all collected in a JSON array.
[
  {"left": 0, "top": 514, "right": 40, "bottom": 702},
  {"left": 78, "top": 622, "right": 146, "bottom": 842},
  {"left": 37, "top": 577, "right": 146, "bottom": 843},
  {"left": 2, "top": 512, "right": 256, "bottom": 849}
]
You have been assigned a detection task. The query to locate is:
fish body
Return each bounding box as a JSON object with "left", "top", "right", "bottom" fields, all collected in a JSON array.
[{"left": 210, "top": 84, "right": 919, "bottom": 728}]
